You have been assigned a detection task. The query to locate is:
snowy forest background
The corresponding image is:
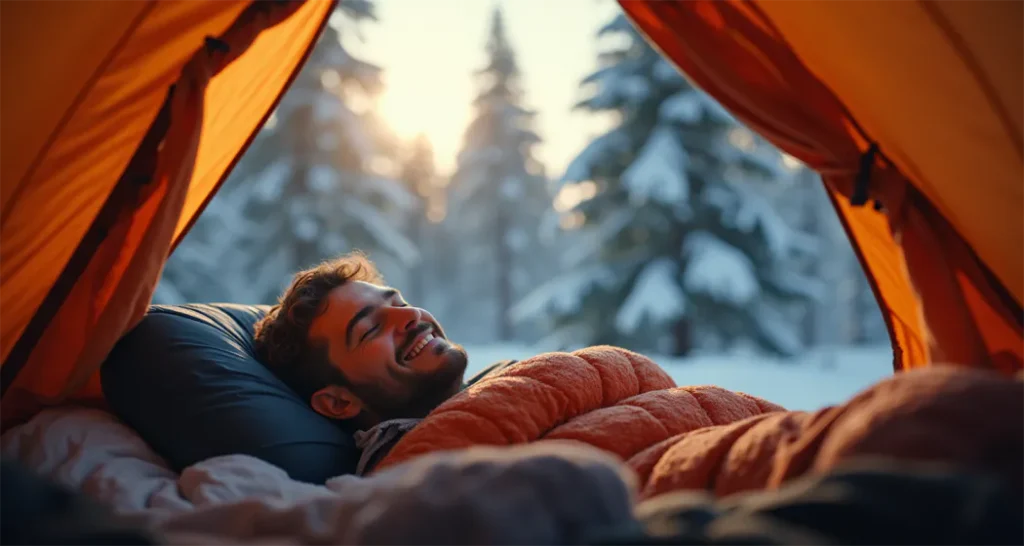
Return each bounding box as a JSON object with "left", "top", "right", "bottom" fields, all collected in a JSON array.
[{"left": 157, "top": 1, "right": 888, "bottom": 370}]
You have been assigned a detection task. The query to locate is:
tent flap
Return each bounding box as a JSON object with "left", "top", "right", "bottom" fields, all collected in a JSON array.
[
  {"left": 619, "top": 0, "right": 1022, "bottom": 374},
  {"left": 0, "top": 0, "right": 336, "bottom": 429}
]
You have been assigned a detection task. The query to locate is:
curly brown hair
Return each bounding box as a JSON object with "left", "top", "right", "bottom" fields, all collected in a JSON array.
[{"left": 253, "top": 252, "right": 384, "bottom": 400}]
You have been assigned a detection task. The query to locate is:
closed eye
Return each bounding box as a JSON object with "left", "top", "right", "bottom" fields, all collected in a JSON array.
[
  {"left": 360, "top": 323, "right": 380, "bottom": 342},
  {"left": 357, "top": 294, "right": 407, "bottom": 344}
]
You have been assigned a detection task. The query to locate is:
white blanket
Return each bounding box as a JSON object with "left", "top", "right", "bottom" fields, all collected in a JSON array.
[{"left": 2, "top": 407, "right": 641, "bottom": 544}]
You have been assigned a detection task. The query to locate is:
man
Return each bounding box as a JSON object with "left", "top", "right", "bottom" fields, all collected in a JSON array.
[{"left": 254, "top": 252, "right": 500, "bottom": 432}]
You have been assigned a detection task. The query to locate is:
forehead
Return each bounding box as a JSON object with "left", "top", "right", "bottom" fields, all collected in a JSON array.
[{"left": 308, "top": 281, "right": 388, "bottom": 338}]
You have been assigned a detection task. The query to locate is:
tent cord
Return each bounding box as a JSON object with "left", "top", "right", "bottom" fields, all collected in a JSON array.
[
  {"left": 850, "top": 142, "right": 878, "bottom": 207},
  {"left": 204, "top": 36, "right": 230, "bottom": 54}
]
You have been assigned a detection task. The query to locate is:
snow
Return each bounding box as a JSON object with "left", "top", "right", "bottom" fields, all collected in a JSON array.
[
  {"left": 538, "top": 209, "right": 562, "bottom": 243},
  {"left": 293, "top": 216, "right": 318, "bottom": 242},
  {"left": 621, "top": 126, "right": 689, "bottom": 205},
  {"left": 705, "top": 184, "right": 802, "bottom": 260},
  {"left": 684, "top": 232, "right": 759, "bottom": 304},
  {"left": 561, "top": 129, "right": 630, "bottom": 182},
  {"left": 659, "top": 91, "right": 703, "bottom": 124},
  {"left": 336, "top": 103, "right": 375, "bottom": 161},
  {"left": 460, "top": 343, "right": 895, "bottom": 412},
  {"left": 456, "top": 146, "right": 503, "bottom": 170},
  {"left": 504, "top": 227, "right": 529, "bottom": 251},
  {"left": 322, "top": 231, "right": 348, "bottom": 255},
  {"left": 733, "top": 191, "right": 796, "bottom": 259},
  {"left": 313, "top": 92, "right": 343, "bottom": 124},
  {"left": 152, "top": 280, "right": 187, "bottom": 305},
  {"left": 749, "top": 146, "right": 791, "bottom": 181},
  {"left": 561, "top": 208, "right": 634, "bottom": 267},
  {"left": 252, "top": 161, "right": 291, "bottom": 203},
  {"left": 509, "top": 264, "right": 617, "bottom": 323},
  {"left": 250, "top": 245, "right": 294, "bottom": 302},
  {"left": 309, "top": 165, "right": 338, "bottom": 193},
  {"left": 580, "top": 69, "right": 651, "bottom": 110},
  {"left": 620, "top": 75, "right": 651, "bottom": 103},
  {"left": 322, "top": 42, "right": 383, "bottom": 93},
  {"left": 449, "top": 169, "right": 489, "bottom": 206},
  {"left": 699, "top": 94, "right": 738, "bottom": 124},
  {"left": 363, "top": 175, "right": 417, "bottom": 211},
  {"left": 580, "top": 64, "right": 621, "bottom": 87},
  {"left": 769, "top": 269, "right": 826, "bottom": 302},
  {"left": 340, "top": 200, "right": 420, "bottom": 265},
  {"left": 735, "top": 194, "right": 793, "bottom": 258},
  {"left": 500, "top": 176, "right": 524, "bottom": 200},
  {"left": 614, "top": 258, "right": 686, "bottom": 334},
  {"left": 534, "top": 323, "right": 597, "bottom": 353},
  {"left": 597, "top": 13, "right": 633, "bottom": 36},
  {"left": 653, "top": 58, "right": 686, "bottom": 85},
  {"left": 753, "top": 303, "right": 804, "bottom": 356}
]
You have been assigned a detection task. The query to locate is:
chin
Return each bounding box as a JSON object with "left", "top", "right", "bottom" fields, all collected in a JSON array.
[
  {"left": 438, "top": 342, "right": 469, "bottom": 379},
  {"left": 406, "top": 341, "right": 467, "bottom": 383}
]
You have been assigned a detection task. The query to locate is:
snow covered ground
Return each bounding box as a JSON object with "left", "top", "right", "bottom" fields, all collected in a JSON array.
[{"left": 461, "top": 343, "right": 895, "bottom": 412}]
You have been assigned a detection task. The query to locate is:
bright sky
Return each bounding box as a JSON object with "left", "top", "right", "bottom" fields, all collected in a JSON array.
[{"left": 350, "top": 0, "right": 622, "bottom": 177}]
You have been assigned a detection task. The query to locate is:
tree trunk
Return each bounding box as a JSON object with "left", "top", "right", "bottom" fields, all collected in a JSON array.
[
  {"left": 672, "top": 316, "right": 692, "bottom": 356},
  {"left": 495, "top": 204, "right": 513, "bottom": 341},
  {"left": 800, "top": 173, "right": 819, "bottom": 347},
  {"left": 409, "top": 207, "right": 428, "bottom": 304}
]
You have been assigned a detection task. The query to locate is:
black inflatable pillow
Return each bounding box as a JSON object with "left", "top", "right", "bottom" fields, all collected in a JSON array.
[{"left": 101, "top": 303, "right": 358, "bottom": 484}]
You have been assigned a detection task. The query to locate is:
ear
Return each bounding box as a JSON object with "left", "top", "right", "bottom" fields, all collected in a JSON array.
[{"left": 311, "top": 385, "right": 363, "bottom": 420}]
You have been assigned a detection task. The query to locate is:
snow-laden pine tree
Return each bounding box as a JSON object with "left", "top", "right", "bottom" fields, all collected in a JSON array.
[
  {"left": 512, "top": 14, "right": 819, "bottom": 357},
  {"left": 396, "top": 134, "right": 443, "bottom": 309},
  {"left": 441, "top": 8, "right": 553, "bottom": 343},
  {"left": 773, "top": 166, "right": 888, "bottom": 348},
  {"left": 158, "top": 1, "right": 418, "bottom": 305}
]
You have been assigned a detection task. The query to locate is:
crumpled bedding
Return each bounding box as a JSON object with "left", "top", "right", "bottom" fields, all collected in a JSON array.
[
  {"left": 375, "top": 346, "right": 1023, "bottom": 498},
  {"left": 1, "top": 407, "right": 639, "bottom": 545},
  {"left": 4, "top": 348, "right": 1019, "bottom": 543}
]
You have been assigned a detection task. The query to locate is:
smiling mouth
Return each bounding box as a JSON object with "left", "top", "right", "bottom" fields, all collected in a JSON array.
[{"left": 399, "top": 327, "right": 442, "bottom": 365}]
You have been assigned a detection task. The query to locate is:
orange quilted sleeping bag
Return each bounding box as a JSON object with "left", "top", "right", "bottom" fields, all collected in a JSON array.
[{"left": 373, "top": 347, "right": 1022, "bottom": 499}]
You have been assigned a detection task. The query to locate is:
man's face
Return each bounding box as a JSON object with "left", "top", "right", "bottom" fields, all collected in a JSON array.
[{"left": 307, "top": 280, "right": 468, "bottom": 424}]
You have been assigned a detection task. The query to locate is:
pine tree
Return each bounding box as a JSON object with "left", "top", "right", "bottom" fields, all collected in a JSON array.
[
  {"left": 158, "top": 1, "right": 417, "bottom": 304},
  {"left": 512, "top": 14, "right": 818, "bottom": 357},
  {"left": 442, "top": 8, "right": 552, "bottom": 343},
  {"left": 397, "top": 134, "right": 442, "bottom": 307},
  {"left": 853, "top": 274, "right": 889, "bottom": 345}
]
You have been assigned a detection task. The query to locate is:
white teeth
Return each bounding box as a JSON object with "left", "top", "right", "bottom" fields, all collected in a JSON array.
[{"left": 405, "top": 333, "right": 434, "bottom": 361}]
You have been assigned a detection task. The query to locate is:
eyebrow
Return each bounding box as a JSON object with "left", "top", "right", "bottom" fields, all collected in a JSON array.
[{"left": 345, "top": 288, "right": 399, "bottom": 349}]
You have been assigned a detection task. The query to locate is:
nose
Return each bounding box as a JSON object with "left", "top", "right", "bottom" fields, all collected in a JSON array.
[{"left": 389, "top": 305, "right": 423, "bottom": 333}]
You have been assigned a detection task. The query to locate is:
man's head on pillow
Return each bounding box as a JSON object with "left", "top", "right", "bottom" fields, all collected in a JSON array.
[{"left": 254, "top": 252, "right": 468, "bottom": 429}]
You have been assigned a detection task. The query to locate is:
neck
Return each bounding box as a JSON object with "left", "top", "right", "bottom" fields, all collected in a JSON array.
[{"left": 341, "top": 409, "right": 381, "bottom": 432}]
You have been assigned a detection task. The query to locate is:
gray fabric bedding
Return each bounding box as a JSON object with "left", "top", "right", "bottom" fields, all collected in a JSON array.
[{"left": 2, "top": 407, "right": 638, "bottom": 544}]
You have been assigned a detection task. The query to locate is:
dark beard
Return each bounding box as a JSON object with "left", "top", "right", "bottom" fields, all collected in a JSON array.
[{"left": 355, "top": 345, "right": 468, "bottom": 421}]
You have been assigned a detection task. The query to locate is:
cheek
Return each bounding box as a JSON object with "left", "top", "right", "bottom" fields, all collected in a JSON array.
[
  {"left": 364, "top": 339, "right": 398, "bottom": 369},
  {"left": 379, "top": 339, "right": 398, "bottom": 361},
  {"left": 330, "top": 345, "right": 391, "bottom": 384}
]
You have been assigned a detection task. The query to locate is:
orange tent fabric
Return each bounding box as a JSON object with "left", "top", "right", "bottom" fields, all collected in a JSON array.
[
  {"left": 618, "top": 0, "right": 1022, "bottom": 374},
  {"left": 0, "top": 0, "right": 335, "bottom": 427}
]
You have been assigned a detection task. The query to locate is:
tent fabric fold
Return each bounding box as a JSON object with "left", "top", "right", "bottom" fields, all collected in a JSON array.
[
  {"left": 619, "top": 0, "right": 1022, "bottom": 375},
  {"left": 0, "top": 0, "right": 336, "bottom": 429}
]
